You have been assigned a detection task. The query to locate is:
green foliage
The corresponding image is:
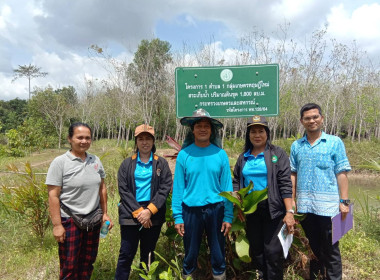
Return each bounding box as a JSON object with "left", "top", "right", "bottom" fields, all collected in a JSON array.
[
  {"left": 154, "top": 251, "right": 191, "bottom": 280},
  {"left": 0, "top": 162, "right": 50, "bottom": 240},
  {"left": 340, "top": 230, "right": 380, "bottom": 279},
  {"left": 354, "top": 190, "right": 380, "bottom": 237},
  {"left": 4, "top": 129, "right": 25, "bottom": 157},
  {"left": 132, "top": 260, "right": 160, "bottom": 280},
  {"left": 220, "top": 182, "right": 268, "bottom": 215},
  {"left": 343, "top": 140, "right": 380, "bottom": 173},
  {"left": 2, "top": 117, "right": 57, "bottom": 157},
  {"left": 128, "top": 38, "right": 172, "bottom": 85},
  {"left": 28, "top": 86, "right": 77, "bottom": 148},
  {"left": 219, "top": 183, "right": 268, "bottom": 266},
  {"left": 235, "top": 235, "right": 251, "bottom": 263},
  {"left": 0, "top": 98, "right": 28, "bottom": 133}
]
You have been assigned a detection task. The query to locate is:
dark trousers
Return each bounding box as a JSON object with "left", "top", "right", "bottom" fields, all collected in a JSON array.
[
  {"left": 58, "top": 217, "right": 101, "bottom": 280},
  {"left": 246, "top": 202, "right": 284, "bottom": 280},
  {"left": 301, "top": 213, "right": 342, "bottom": 280},
  {"left": 115, "top": 224, "right": 162, "bottom": 280},
  {"left": 182, "top": 202, "right": 226, "bottom": 276}
]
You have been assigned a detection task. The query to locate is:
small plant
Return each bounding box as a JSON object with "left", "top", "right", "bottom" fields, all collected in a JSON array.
[
  {"left": 354, "top": 190, "right": 380, "bottom": 237},
  {"left": 132, "top": 260, "right": 160, "bottom": 280},
  {"left": 155, "top": 251, "right": 192, "bottom": 280},
  {"left": 219, "top": 182, "right": 268, "bottom": 268},
  {"left": 0, "top": 162, "right": 50, "bottom": 240}
]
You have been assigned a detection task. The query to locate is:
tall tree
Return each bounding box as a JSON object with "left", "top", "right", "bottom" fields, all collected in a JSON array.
[
  {"left": 28, "top": 86, "right": 75, "bottom": 149},
  {"left": 128, "top": 38, "right": 172, "bottom": 127},
  {"left": 12, "top": 64, "right": 48, "bottom": 99}
]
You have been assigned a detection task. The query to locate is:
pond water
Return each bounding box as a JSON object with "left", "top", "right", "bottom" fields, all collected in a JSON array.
[{"left": 348, "top": 174, "right": 380, "bottom": 209}]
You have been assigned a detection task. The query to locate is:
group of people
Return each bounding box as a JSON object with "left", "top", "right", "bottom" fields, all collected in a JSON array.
[{"left": 46, "top": 102, "right": 351, "bottom": 280}]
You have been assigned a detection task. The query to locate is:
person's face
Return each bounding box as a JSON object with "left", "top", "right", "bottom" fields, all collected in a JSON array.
[
  {"left": 193, "top": 119, "right": 212, "bottom": 144},
  {"left": 136, "top": 133, "right": 154, "bottom": 155},
  {"left": 300, "top": 108, "right": 324, "bottom": 133},
  {"left": 249, "top": 125, "right": 268, "bottom": 149},
  {"left": 68, "top": 126, "right": 92, "bottom": 155}
]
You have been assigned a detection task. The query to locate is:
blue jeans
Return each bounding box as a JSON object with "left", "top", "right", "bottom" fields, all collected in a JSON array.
[
  {"left": 182, "top": 202, "right": 226, "bottom": 276},
  {"left": 115, "top": 224, "right": 162, "bottom": 280}
]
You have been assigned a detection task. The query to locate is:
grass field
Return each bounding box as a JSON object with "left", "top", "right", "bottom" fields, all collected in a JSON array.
[{"left": 0, "top": 140, "right": 379, "bottom": 279}]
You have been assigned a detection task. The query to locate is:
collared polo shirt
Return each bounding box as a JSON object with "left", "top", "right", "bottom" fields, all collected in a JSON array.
[
  {"left": 134, "top": 152, "right": 153, "bottom": 202},
  {"left": 290, "top": 132, "right": 351, "bottom": 217},
  {"left": 45, "top": 150, "right": 105, "bottom": 216},
  {"left": 242, "top": 150, "right": 267, "bottom": 191}
]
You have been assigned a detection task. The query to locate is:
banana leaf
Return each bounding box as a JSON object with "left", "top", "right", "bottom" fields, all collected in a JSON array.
[{"left": 243, "top": 188, "right": 268, "bottom": 214}]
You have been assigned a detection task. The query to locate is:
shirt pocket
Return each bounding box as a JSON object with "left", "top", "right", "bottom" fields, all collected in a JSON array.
[{"left": 316, "top": 152, "right": 331, "bottom": 170}]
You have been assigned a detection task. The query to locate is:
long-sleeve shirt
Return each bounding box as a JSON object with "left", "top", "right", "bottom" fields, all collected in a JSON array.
[{"left": 172, "top": 143, "right": 233, "bottom": 224}]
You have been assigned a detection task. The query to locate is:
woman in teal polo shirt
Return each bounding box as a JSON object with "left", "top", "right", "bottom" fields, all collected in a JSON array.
[
  {"left": 233, "top": 116, "right": 294, "bottom": 280},
  {"left": 115, "top": 124, "right": 172, "bottom": 279}
]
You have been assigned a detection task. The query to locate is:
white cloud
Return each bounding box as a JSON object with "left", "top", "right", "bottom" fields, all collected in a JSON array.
[
  {"left": 0, "top": 4, "right": 11, "bottom": 29},
  {"left": 327, "top": 3, "right": 380, "bottom": 56},
  {"left": 272, "top": 0, "right": 314, "bottom": 19},
  {"left": 184, "top": 15, "right": 197, "bottom": 27},
  {"left": 328, "top": 3, "right": 380, "bottom": 38}
]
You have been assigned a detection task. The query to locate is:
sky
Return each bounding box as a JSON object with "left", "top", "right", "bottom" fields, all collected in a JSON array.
[{"left": 1, "top": 0, "right": 380, "bottom": 101}]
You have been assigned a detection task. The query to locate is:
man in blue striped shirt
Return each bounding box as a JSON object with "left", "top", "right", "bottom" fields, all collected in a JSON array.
[{"left": 290, "top": 103, "right": 351, "bottom": 280}]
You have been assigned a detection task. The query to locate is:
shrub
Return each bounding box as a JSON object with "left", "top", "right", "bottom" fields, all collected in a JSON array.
[{"left": 0, "top": 162, "right": 50, "bottom": 240}]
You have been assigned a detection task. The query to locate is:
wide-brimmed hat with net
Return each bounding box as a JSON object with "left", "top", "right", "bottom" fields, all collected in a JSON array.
[{"left": 180, "top": 108, "right": 223, "bottom": 129}]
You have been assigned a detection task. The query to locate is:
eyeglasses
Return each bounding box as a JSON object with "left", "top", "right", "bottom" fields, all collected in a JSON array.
[{"left": 302, "top": 115, "right": 321, "bottom": 122}]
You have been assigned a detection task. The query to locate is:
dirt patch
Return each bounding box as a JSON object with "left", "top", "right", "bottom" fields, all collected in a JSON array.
[{"left": 155, "top": 148, "right": 178, "bottom": 175}]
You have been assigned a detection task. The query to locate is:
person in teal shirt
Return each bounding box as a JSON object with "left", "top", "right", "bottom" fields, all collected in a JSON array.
[
  {"left": 233, "top": 116, "right": 294, "bottom": 280},
  {"left": 172, "top": 108, "right": 233, "bottom": 280}
]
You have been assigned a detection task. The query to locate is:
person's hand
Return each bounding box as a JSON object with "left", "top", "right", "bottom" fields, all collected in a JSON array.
[
  {"left": 283, "top": 212, "right": 295, "bottom": 234},
  {"left": 102, "top": 213, "right": 114, "bottom": 230},
  {"left": 53, "top": 224, "right": 66, "bottom": 243},
  {"left": 340, "top": 203, "right": 349, "bottom": 221},
  {"left": 175, "top": 223, "right": 185, "bottom": 236},
  {"left": 142, "top": 219, "right": 152, "bottom": 228},
  {"left": 221, "top": 222, "right": 232, "bottom": 236},
  {"left": 237, "top": 208, "right": 245, "bottom": 222},
  {"left": 137, "top": 209, "right": 152, "bottom": 225}
]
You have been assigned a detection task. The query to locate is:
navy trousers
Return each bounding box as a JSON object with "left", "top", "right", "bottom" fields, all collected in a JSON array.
[
  {"left": 115, "top": 224, "right": 162, "bottom": 280},
  {"left": 182, "top": 202, "right": 226, "bottom": 276},
  {"left": 301, "top": 213, "right": 342, "bottom": 280}
]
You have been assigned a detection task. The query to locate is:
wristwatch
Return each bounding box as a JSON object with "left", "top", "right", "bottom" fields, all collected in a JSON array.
[
  {"left": 339, "top": 199, "right": 350, "bottom": 206},
  {"left": 286, "top": 209, "right": 295, "bottom": 214}
]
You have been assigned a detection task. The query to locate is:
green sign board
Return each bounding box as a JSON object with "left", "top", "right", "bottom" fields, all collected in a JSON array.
[{"left": 175, "top": 64, "right": 279, "bottom": 118}]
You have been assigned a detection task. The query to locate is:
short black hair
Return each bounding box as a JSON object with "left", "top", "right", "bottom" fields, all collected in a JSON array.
[
  {"left": 68, "top": 122, "right": 92, "bottom": 138},
  {"left": 300, "top": 103, "right": 322, "bottom": 119}
]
